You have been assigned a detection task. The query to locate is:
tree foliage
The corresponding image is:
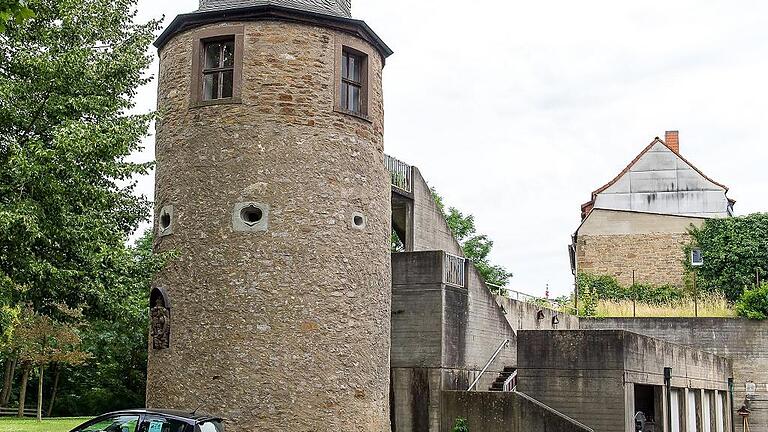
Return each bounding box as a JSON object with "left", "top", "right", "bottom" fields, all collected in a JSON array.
[
  {"left": 686, "top": 213, "right": 768, "bottom": 302},
  {"left": 0, "top": 0, "right": 34, "bottom": 32},
  {"left": 0, "top": 0, "right": 160, "bottom": 318},
  {"left": 432, "top": 190, "right": 513, "bottom": 291},
  {"left": 736, "top": 284, "right": 768, "bottom": 320},
  {"left": 0, "top": 0, "right": 164, "bottom": 416}
]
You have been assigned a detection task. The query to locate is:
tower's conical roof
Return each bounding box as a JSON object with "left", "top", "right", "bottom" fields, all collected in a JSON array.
[{"left": 198, "top": 0, "right": 351, "bottom": 18}]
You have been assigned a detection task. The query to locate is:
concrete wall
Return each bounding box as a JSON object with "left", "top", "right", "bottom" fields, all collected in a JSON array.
[
  {"left": 411, "top": 168, "right": 464, "bottom": 256},
  {"left": 495, "top": 295, "right": 580, "bottom": 331},
  {"left": 594, "top": 141, "right": 730, "bottom": 218},
  {"left": 516, "top": 330, "right": 732, "bottom": 432},
  {"left": 582, "top": 318, "right": 768, "bottom": 432},
  {"left": 391, "top": 251, "right": 517, "bottom": 431},
  {"left": 440, "top": 391, "right": 594, "bottom": 432}
]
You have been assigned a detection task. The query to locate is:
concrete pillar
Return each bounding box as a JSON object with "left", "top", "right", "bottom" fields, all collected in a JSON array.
[{"left": 626, "top": 382, "right": 636, "bottom": 432}]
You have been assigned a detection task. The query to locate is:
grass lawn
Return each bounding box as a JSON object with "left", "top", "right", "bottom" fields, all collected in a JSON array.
[{"left": 0, "top": 417, "right": 91, "bottom": 432}]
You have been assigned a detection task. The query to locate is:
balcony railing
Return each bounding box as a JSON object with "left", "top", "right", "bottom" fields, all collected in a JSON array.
[
  {"left": 385, "top": 154, "right": 413, "bottom": 193},
  {"left": 444, "top": 252, "right": 466, "bottom": 287}
]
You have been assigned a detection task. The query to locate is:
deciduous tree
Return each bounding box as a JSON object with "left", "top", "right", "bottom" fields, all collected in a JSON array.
[{"left": 0, "top": 0, "right": 159, "bottom": 317}]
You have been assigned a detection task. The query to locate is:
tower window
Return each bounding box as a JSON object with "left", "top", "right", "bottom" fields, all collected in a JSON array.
[
  {"left": 202, "top": 39, "right": 235, "bottom": 101},
  {"left": 335, "top": 42, "right": 370, "bottom": 119},
  {"left": 341, "top": 50, "right": 364, "bottom": 113},
  {"left": 190, "top": 26, "right": 243, "bottom": 107}
]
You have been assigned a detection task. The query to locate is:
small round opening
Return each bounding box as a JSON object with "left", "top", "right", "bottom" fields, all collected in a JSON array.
[
  {"left": 160, "top": 212, "right": 171, "bottom": 230},
  {"left": 353, "top": 215, "right": 364, "bottom": 227},
  {"left": 241, "top": 206, "right": 264, "bottom": 225}
]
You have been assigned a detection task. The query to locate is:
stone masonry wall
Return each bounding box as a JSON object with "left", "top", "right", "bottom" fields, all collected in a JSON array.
[
  {"left": 576, "top": 233, "right": 691, "bottom": 286},
  {"left": 149, "top": 20, "right": 391, "bottom": 431}
]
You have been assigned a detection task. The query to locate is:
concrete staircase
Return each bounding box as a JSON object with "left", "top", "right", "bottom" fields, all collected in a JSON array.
[{"left": 489, "top": 366, "right": 517, "bottom": 392}]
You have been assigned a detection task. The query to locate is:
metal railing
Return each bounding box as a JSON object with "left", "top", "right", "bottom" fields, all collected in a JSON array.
[
  {"left": 468, "top": 339, "right": 510, "bottom": 391},
  {"left": 385, "top": 154, "right": 413, "bottom": 193},
  {"left": 444, "top": 253, "right": 466, "bottom": 287},
  {"left": 503, "top": 370, "right": 518, "bottom": 392}
]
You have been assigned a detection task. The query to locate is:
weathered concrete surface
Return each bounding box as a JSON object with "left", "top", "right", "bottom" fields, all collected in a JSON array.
[
  {"left": 150, "top": 19, "right": 391, "bottom": 431},
  {"left": 411, "top": 168, "right": 464, "bottom": 256},
  {"left": 593, "top": 141, "right": 731, "bottom": 218},
  {"left": 495, "top": 295, "right": 579, "bottom": 331},
  {"left": 517, "top": 330, "right": 732, "bottom": 432},
  {"left": 440, "top": 391, "right": 593, "bottom": 432},
  {"left": 391, "top": 251, "right": 516, "bottom": 431},
  {"left": 582, "top": 318, "right": 768, "bottom": 432},
  {"left": 575, "top": 209, "right": 706, "bottom": 287}
]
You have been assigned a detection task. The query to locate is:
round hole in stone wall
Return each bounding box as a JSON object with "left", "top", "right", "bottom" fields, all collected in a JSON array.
[
  {"left": 240, "top": 206, "right": 264, "bottom": 226},
  {"left": 353, "top": 215, "right": 364, "bottom": 227},
  {"left": 160, "top": 212, "right": 171, "bottom": 230}
]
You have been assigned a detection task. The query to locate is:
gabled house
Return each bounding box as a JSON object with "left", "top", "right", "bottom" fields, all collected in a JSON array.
[{"left": 570, "top": 131, "right": 734, "bottom": 287}]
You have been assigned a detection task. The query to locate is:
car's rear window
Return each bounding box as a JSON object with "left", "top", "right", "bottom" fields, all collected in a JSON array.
[{"left": 196, "top": 420, "right": 224, "bottom": 432}]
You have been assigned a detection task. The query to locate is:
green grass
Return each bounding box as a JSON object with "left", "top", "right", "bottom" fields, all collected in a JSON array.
[{"left": 0, "top": 417, "right": 91, "bottom": 432}]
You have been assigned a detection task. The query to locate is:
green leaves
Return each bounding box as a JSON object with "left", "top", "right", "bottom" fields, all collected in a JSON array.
[
  {"left": 686, "top": 213, "right": 768, "bottom": 302},
  {"left": 0, "top": 0, "right": 35, "bottom": 32},
  {"left": 432, "top": 189, "right": 513, "bottom": 290},
  {"left": 0, "top": 0, "right": 160, "bottom": 319},
  {"left": 736, "top": 284, "right": 768, "bottom": 320}
]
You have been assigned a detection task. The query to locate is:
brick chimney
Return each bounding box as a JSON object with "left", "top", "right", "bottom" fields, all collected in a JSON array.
[{"left": 665, "top": 130, "right": 679, "bottom": 153}]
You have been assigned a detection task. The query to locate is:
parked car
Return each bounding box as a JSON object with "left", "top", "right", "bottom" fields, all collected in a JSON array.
[{"left": 69, "top": 409, "right": 224, "bottom": 432}]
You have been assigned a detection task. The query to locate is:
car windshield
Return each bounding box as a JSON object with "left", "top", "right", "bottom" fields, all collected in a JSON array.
[
  {"left": 76, "top": 415, "right": 140, "bottom": 432},
  {"left": 196, "top": 420, "right": 224, "bottom": 432}
]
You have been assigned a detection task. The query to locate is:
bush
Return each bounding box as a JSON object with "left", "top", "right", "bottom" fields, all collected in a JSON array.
[
  {"left": 686, "top": 213, "right": 768, "bottom": 302},
  {"left": 452, "top": 418, "right": 469, "bottom": 432},
  {"left": 736, "top": 284, "right": 768, "bottom": 320}
]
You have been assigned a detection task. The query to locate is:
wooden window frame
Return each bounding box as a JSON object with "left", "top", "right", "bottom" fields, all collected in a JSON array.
[
  {"left": 190, "top": 26, "right": 244, "bottom": 108},
  {"left": 334, "top": 36, "right": 372, "bottom": 121}
]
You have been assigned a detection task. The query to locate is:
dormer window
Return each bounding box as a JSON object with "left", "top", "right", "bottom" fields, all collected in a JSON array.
[{"left": 202, "top": 39, "right": 235, "bottom": 101}]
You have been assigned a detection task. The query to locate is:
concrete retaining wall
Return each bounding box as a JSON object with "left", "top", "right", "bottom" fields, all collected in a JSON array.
[
  {"left": 517, "top": 330, "right": 732, "bottom": 432},
  {"left": 582, "top": 318, "right": 768, "bottom": 432},
  {"left": 440, "top": 391, "right": 593, "bottom": 432}
]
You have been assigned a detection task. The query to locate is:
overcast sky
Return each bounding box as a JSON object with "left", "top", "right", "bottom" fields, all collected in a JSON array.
[{"left": 132, "top": 0, "right": 768, "bottom": 297}]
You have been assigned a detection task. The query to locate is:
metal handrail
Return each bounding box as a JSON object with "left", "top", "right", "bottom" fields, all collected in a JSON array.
[
  {"left": 503, "top": 370, "right": 518, "bottom": 392},
  {"left": 444, "top": 252, "right": 466, "bottom": 287},
  {"left": 467, "top": 339, "right": 510, "bottom": 391},
  {"left": 385, "top": 154, "right": 413, "bottom": 193}
]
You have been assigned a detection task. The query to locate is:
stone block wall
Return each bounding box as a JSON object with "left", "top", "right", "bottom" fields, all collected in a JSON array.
[
  {"left": 576, "top": 233, "right": 691, "bottom": 287},
  {"left": 150, "top": 18, "right": 391, "bottom": 431}
]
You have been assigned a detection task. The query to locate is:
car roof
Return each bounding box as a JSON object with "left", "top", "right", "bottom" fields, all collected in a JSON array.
[{"left": 92, "top": 408, "right": 222, "bottom": 423}]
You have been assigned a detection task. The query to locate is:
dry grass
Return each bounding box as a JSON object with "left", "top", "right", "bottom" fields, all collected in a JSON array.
[{"left": 595, "top": 292, "right": 735, "bottom": 318}]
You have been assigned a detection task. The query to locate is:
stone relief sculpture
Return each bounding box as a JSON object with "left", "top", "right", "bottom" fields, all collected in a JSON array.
[{"left": 150, "top": 290, "right": 170, "bottom": 350}]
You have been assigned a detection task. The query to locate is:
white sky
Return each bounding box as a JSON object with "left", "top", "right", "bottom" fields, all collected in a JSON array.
[{"left": 133, "top": 0, "right": 768, "bottom": 297}]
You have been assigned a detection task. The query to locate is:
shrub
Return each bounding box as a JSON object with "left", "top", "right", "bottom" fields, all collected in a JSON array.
[
  {"left": 736, "top": 284, "right": 768, "bottom": 320},
  {"left": 452, "top": 418, "right": 469, "bottom": 432}
]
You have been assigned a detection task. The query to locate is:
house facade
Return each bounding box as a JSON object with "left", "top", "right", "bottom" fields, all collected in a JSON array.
[{"left": 571, "top": 131, "right": 734, "bottom": 287}]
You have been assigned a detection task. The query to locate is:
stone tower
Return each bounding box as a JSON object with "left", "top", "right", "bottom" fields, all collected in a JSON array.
[{"left": 147, "top": 1, "right": 393, "bottom": 430}]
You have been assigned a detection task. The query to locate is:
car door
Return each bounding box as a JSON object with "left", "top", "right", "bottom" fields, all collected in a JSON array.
[
  {"left": 72, "top": 414, "right": 141, "bottom": 432},
  {"left": 137, "top": 415, "right": 192, "bottom": 432}
]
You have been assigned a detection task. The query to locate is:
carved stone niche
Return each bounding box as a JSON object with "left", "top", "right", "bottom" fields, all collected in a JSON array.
[{"left": 150, "top": 287, "right": 171, "bottom": 350}]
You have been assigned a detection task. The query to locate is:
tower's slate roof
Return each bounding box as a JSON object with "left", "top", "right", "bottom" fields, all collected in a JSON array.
[{"left": 198, "top": 0, "right": 351, "bottom": 18}]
